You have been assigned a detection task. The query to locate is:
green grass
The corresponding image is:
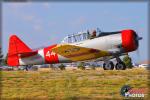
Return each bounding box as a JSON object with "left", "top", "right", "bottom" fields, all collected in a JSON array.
[{"left": 0, "top": 68, "right": 148, "bottom": 99}]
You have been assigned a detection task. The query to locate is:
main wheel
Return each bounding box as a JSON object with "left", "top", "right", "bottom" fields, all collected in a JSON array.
[
  {"left": 103, "top": 61, "right": 114, "bottom": 70},
  {"left": 115, "top": 62, "right": 126, "bottom": 70}
]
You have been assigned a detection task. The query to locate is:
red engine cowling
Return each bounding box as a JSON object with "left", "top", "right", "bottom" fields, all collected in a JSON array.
[{"left": 121, "top": 29, "right": 138, "bottom": 52}]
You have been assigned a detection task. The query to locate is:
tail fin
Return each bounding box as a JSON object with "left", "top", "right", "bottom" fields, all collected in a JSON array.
[{"left": 7, "top": 35, "right": 32, "bottom": 66}]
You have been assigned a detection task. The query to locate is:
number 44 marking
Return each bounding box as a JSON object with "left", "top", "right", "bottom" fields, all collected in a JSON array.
[{"left": 46, "top": 51, "right": 56, "bottom": 57}]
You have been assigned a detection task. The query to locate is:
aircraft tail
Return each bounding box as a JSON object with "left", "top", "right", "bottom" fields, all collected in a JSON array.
[{"left": 7, "top": 35, "right": 32, "bottom": 66}]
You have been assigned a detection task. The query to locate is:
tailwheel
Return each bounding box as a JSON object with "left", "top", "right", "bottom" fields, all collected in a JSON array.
[
  {"left": 115, "top": 61, "right": 126, "bottom": 70},
  {"left": 103, "top": 61, "right": 114, "bottom": 70}
]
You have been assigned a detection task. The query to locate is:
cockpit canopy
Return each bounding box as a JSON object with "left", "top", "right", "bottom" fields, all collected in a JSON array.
[
  {"left": 61, "top": 31, "right": 90, "bottom": 43},
  {"left": 61, "top": 28, "right": 121, "bottom": 43}
]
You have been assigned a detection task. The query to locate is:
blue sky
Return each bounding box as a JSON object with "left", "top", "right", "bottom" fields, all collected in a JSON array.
[{"left": 2, "top": 2, "right": 148, "bottom": 63}]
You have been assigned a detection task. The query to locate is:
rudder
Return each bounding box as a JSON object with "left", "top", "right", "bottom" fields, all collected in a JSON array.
[{"left": 7, "top": 35, "right": 32, "bottom": 66}]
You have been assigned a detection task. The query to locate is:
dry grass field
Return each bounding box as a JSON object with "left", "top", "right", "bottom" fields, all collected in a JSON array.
[{"left": 0, "top": 68, "right": 148, "bottom": 100}]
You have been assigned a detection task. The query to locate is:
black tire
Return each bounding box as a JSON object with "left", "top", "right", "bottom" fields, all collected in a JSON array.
[
  {"left": 115, "top": 62, "right": 126, "bottom": 70},
  {"left": 103, "top": 61, "right": 114, "bottom": 70}
]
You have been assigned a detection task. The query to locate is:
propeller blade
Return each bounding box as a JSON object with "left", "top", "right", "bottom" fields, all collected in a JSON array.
[{"left": 137, "top": 37, "right": 142, "bottom": 40}]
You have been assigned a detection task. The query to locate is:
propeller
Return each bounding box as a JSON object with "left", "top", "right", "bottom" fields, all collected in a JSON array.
[{"left": 134, "top": 32, "right": 143, "bottom": 60}]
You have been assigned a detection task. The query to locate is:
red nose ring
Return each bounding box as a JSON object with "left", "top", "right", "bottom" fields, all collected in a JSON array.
[{"left": 121, "top": 29, "right": 137, "bottom": 52}]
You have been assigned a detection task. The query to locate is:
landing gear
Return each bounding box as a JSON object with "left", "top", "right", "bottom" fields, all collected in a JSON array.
[
  {"left": 25, "top": 66, "right": 28, "bottom": 71},
  {"left": 115, "top": 62, "right": 126, "bottom": 70},
  {"left": 24, "top": 65, "right": 32, "bottom": 71},
  {"left": 103, "top": 61, "right": 114, "bottom": 70},
  {"left": 103, "top": 57, "right": 126, "bottom": 70},
  {"left": 115, "top": 57, "right": 126, "bottom": 70}
]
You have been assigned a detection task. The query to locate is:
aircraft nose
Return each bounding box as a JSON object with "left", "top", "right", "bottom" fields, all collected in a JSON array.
[{"left": 121, "top": 29, "right": 141, "bottom": 52}]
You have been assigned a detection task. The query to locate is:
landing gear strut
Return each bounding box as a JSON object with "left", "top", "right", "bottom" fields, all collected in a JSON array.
[
  {"left": 24, "top": 65, "right": 32, "bottom": 71},
  {"left": 115, "top": 57, "right": 126, "bottom": 70}
]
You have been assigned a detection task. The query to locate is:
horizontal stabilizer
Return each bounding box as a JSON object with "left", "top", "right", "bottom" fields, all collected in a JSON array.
[{"left": 18, "top": 51, "right": 38, "bottom": 58}]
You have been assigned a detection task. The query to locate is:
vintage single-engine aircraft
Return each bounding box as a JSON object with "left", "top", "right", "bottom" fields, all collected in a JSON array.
[{"left": 7, "top": 29, "right": 142, "bottom": 70}]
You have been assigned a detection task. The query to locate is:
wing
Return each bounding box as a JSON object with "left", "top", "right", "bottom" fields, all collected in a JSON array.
[{"left": 52, "top": 44, "right": 111, "bottom": 61}]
